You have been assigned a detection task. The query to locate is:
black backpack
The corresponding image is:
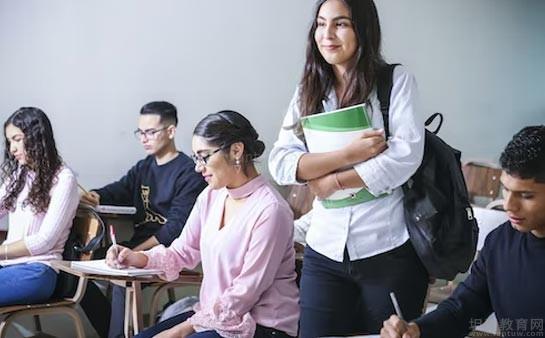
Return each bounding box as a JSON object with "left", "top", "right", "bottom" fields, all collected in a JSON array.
[{"left": 377, "top": 64, "right": 479, "bottom": 280}]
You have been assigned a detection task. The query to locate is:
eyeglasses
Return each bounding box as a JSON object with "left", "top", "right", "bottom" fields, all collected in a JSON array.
[
  {"left": 191, "top": 147, "right": 223, "bottom": 166},
  {"left": 133, "top": 127, "right": 168, "bottom": 140}
]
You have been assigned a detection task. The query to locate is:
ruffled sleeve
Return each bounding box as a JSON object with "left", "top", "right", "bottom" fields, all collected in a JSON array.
[
  {"left": 187, "top": 302, "right": 257, "bottom": 338},
  {"left": 187, "top": 203, "right": 294, "bottom": 338}
]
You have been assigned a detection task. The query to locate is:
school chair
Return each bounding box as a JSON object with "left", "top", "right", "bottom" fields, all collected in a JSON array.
[
  {"left": 462, "top": 161, "right": 503, "bottom": 207},
  {"left": 0, "top": 206, "right": 104, "bottom": 338},
  {"left": 286, "top": 184, "right": 314, "bottom": 220},
  {"left": 146, "top": 272, "right": 203, "bottom": 326}
]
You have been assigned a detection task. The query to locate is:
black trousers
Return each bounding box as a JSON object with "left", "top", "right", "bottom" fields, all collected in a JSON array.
[{"left": 299, "top": 240, "right": 429, "bottom": 338}]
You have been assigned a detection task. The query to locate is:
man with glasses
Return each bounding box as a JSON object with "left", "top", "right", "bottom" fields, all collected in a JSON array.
[{"left": 80, "top": 101, "right": 206, "bottom": 338}]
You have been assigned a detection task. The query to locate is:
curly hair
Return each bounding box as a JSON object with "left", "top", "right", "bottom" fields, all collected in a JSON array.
[
  {"left": 500, "top": 125, "right": 545, "bottom": 183},
  {"left": 1, "top": 107, "right": 63, "bottom": 213}
]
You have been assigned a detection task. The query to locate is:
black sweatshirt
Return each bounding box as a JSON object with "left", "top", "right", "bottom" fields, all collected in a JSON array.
[
  {"left": 95, "top": 152, "right": 206, "bottom": 246},
  {"left": 415, "top": 221, "right": 545, "bottom": 338}
]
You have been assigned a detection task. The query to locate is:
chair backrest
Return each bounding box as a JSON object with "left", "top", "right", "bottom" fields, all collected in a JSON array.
[
  {"left": 462, "top": 161, "right": 502, "bottom": 206},
  {"left": 53, "top": 206, "right": 104, "bottom": 298},
  {"left": 286, "top": 185, "right": 314, "bottom": 220}
]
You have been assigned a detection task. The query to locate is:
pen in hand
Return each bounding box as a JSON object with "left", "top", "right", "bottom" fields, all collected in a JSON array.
[
  {"left": 109, "top": 225, "right": 118, "bottom": 259},
  {"left": 389, "top": 291, "right": 404, "bottom": 321},
  {"left": 77, "top": 182, "right": 89, "bottom": 195}
]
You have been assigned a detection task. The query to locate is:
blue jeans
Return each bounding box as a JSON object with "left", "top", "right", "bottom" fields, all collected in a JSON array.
[
  {"left": 299, "top": 241, "right": 429, "bottom": 338},
  {"left": 0, "top": 262, "right": 58, "bottom": 306}
]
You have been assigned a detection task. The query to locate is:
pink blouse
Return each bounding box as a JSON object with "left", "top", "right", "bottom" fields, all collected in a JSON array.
[
  {"left": 144, "top": 175, "right": 300, "bottom": 337},
  {"left": 0, "top": 167, "right": 79, "bottom": 267}
]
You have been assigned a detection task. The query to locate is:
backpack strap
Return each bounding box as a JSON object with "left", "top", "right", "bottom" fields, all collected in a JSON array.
[
  {"left": 377, "top": 64, "right": 446, "bottom": 137},
  {"left": 376, "top": 63, "right": 400, "bottom": 138},
  {"left": 425, "top": 112, "right": 444, "bottom": 135}
]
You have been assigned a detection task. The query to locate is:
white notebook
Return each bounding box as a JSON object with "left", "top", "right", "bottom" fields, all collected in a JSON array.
[{"left": 71, "top": 259, "right": 162, "bottom": 277}]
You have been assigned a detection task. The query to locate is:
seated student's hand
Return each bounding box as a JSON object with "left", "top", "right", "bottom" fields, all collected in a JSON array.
[
  {"left": 155, "top": 321, "right": 195, "bottom": 338},
  {"left": 80, "top": 191, "right": 100, "bottom": 206},
  {"left": 105, "top": 245, "right": 148, "bottom": 269},
  {"left": 343, "top": 129, "right": 387, "bottom": 165},
  {"left": 308, "top": 174, "right": 337, "bottom": 199},
  {"left": 381, "top": 315, "right": 421, "bottom": 338}
]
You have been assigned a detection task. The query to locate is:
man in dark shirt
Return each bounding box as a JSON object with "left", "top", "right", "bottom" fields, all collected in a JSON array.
[
  {"left": 80, "top": 101, "right": 206, "bottom": 337},
  {"left": 81, "top": 101, "right": 206, "bottom": 251},
  {"left": 381, "top": 125, "right": 545, "bottom": 338}
]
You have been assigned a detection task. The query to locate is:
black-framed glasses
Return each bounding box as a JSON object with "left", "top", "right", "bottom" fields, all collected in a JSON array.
[
  {"left": 133, "top": 127, "right": 168, "bottom": 139},
  {"left": 191, "top": 147, "right": 224, "bottom": 166}
]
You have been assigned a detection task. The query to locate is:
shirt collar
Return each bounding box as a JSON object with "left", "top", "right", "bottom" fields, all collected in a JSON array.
[{"left": 226, "top": 175, "right": 266, "bottom": 200}]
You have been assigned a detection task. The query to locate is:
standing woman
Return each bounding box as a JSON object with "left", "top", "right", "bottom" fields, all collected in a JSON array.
[
  {"left": 269, "top": 0, "right": 428, "bottom": 336},
  {"left": 0, "top": 107, "right": 79, "bottom": 306},
  {"left": 107, "top": 110, "right": 299, "bottom": 338}
]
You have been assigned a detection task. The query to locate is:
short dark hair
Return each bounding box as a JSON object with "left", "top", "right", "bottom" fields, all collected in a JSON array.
[
  {"left": 140, "top": 101, "right": 178, "bottom": 126},
  {"left": 500, "top": 125, "right": 545, "bottom": 183},
  {"left": 193, "top": 110, "right": 265, "bottom": 174}
]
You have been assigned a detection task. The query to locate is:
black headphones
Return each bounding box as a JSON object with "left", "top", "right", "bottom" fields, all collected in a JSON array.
[{"left": 73, "top": 205, "right": 105, "bottom": 254}]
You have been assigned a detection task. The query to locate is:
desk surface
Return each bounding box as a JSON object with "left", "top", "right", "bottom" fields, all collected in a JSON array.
[
  {"left": 51, "top": 260, "right": 202, "bottom": 337},
  {"left": 51, "top": 260, "right": 202, "bottom": 283}
]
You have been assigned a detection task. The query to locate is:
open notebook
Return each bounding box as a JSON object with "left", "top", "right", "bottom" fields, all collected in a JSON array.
[{"left": 71, "top": 259, "right": 162, "bottom": 277}]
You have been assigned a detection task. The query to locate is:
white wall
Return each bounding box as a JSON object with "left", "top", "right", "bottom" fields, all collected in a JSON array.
[
  {"left": 0, "top": 0, "right": 544, "bottom": 188},
  {"left": 0, "top": 0, "right": 313, "bottom": 187},
  {"left": 378, "top": 0, "right": 545, "bottom": 162}
]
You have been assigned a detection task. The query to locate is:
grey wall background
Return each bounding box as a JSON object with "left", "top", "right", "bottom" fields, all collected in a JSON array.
[{"left": 0, "top": 0, "right": 544, "bottom": 194}]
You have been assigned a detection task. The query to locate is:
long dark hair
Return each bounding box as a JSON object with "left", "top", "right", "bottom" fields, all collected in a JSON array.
[
  {"left": 1, "top": 107, "right": 63, "bottom": 213},
  {"left": 299, "top": 0, "right": 385, "bottom": 119},
  {"left": 193, "top": 110, "right": 265, "bottom": 176}
]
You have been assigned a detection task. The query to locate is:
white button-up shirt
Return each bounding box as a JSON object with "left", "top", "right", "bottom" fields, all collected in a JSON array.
[{"left": 269, "top": 66, "right": 424, "bottom": 262}]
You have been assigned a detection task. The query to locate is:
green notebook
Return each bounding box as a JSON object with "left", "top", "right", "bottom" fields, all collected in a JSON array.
[{"left": 301, "top": 104, "right": 386, "bottom": 208}]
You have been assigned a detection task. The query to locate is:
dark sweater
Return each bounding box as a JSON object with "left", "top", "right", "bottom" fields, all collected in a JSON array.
[
  {"left": 95, "top": 152, "right": 206, "bottom": 246},
  {"left": 415, "top": 221, "right": 545, "bottom": 338}
]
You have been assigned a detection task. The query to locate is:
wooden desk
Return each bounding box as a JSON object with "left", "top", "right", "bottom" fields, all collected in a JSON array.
[{"left": 51, "top": 261, "right": 202, "bottom": 337}]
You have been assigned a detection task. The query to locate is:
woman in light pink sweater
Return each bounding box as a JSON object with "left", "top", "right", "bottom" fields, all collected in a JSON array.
[
  {"left": 107, "top": 110, "right": 300, "bottom": 338},
  {"left": 0, "top": 107, "right": 79, "bottom": 306}
]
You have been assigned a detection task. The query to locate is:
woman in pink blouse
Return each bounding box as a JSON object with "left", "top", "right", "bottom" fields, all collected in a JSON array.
[
  {"left": 0, "top": 107, "right": 79, "bottom": 306},
  {"left": 106, "top": 110, "right": 299, "bottom": 338}
]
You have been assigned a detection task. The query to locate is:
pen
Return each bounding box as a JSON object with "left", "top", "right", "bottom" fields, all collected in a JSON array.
[
  {"left": 389, "top": 292, "right": 404, "bottom": 320},
  {"left": 109, "top": 225, "right": 118, "bottom": 256},
  {"left": 77, "top": 182, "right": 89, "bottom": 195}
]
